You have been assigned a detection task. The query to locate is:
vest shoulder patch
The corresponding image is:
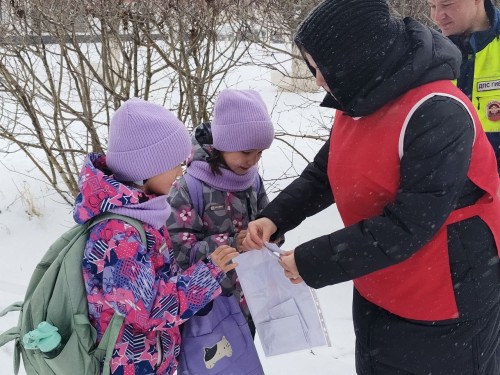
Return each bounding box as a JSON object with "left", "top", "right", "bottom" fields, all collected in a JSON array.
[
  {"left": 487, "top": 101, "right": 500, "bottom": 122},
  {"left": 477, "top": 80, "right": 500, "bottom": 92}
]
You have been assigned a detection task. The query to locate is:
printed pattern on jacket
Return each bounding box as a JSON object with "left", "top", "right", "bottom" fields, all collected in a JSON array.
[
  {"left": 167, "top": 124, "right": 269, "bottom": 300},
  {"left": 166, "top": 125, "right": 269, "bottom": 294},
  {"left": 167, "top": 180, "right": 268, "bottom": 269},
  {"left": 74, "top": 153, "right": 224, "bottom": 375}
]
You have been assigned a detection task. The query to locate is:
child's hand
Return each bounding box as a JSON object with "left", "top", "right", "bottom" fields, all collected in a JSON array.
[
  {"left": 235, "top": 230, "right": 248, "bottom": 253},
  {"left": 244, "top": 217, "right": 278, "bottom": 250},
  {"left": 210, "top": 245, "right": 239, "bottom": 273}
]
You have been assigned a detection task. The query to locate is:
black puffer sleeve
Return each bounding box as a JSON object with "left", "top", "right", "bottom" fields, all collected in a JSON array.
[{"left": 294, "top": 96, "right": 475, "bottom": 288}]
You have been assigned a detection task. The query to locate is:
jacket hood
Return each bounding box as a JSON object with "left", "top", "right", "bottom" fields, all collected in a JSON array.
[
  {"left": 73, "top": 153, "right": 170, "bottom": 228},
  {"left": 319, "top": 18, "right": 461, "bottom": 117},
  {"left": 186, "top": 122, "right": 216, "bottom": 167}
]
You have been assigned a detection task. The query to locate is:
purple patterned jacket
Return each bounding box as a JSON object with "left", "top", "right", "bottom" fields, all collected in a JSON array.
[
  {"left": 74, "top": 153, "right": 224, "bottom": 375},
  {"left": 166, "top": 124, "right": 270, "bottom": 296}
]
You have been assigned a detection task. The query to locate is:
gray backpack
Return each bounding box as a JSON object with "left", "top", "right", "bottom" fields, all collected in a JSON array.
[{"left": 0, "top": 213, "right": 145, "bottom": 375}]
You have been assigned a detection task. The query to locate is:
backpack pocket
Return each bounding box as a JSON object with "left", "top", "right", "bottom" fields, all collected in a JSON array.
[
  {"left": 178, "top": 296, "right": 263, "bottom": 375},
  {"left": 44, "top": 314, "right": 100, "bottom": 375}
]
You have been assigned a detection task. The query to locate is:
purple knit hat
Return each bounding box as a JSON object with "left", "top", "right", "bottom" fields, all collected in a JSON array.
[
  {"left": 212, "top": 89, "right": 274, "bottom": 152},
  {"left": 106, "top": 97, "right": 191, "bottom": 182}
]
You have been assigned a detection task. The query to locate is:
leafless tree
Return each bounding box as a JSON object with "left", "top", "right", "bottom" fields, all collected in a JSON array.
[
  {"left": 389, "top": 0, "right": 435, "bottom": 26},
  {"left": 0, "top": 0, "right": 254, "bottom": 203},
  {"left": 1, "top": 0, "right": 498, "bottom": 203},
  {"left": 235, "top": 0, "right": 329, "bottom": 168}
]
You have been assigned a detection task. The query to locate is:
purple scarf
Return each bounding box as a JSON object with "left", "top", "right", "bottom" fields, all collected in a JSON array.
[
  {"left": 110, "top": 195, "right": 171, "bottom": 229},
  {"left": 187, "top": 161, "right": 258, "bottom": 192}
]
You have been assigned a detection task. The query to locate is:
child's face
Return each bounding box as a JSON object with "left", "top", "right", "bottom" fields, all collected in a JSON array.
[
  {"left": 222, "top": 149, "right": 264, "bottom": 175},
  {"left": 144, "top": 165, "right": 183, "bottom": 195}
]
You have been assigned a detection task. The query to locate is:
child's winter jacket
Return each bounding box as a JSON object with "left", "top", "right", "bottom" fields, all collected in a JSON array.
[
  {"left": 166, "top": 123, "right": 269, "bottom": 294},
  {"left": 74, "top": 153, "right": 224, "bottom": 375}
]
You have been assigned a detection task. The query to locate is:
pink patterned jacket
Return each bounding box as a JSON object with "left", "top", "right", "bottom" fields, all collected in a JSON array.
[{"left": 74, "top": 153, "right": 224, "bottom": 375}]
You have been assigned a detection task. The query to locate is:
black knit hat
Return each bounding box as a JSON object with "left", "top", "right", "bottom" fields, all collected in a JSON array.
[{"left": 294, "top": 0, "right": 405, "bottom": 110}]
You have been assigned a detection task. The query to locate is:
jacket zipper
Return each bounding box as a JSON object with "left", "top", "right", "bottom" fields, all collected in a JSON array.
[{"left": 155, "top": 331, "right": 163, "bottom": 370}]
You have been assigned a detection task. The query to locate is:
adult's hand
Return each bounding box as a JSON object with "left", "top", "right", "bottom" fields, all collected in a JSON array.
[
  {"left": 278, "top": 251, "right": 303, "bottom": 284},
  {"left": 210, "top": 245, "right": 239, "bottom": 273},
  {"left": 243, "top": 217, "right": 278, "bottom": 250}
]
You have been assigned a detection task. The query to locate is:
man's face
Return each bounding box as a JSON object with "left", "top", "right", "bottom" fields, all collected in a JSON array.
[{"left": 428, "top": 0, "right": 481, "bottom": 36}]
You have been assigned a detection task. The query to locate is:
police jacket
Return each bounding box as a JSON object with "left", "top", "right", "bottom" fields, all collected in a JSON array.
[{"left": 450, "top": 0, "right": 500, "bottom": 171}]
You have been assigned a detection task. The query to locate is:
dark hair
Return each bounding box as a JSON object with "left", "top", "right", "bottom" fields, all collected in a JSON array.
[{"left": 206, "top": 149, "right": 226, "bottom": 175}]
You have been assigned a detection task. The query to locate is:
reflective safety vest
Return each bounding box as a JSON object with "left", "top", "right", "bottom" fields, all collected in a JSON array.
[{"left": 470, "top": 36, "right": 500, "bottom": 131}]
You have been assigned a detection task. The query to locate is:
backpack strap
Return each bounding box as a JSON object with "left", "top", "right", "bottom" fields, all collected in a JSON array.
[
  {"left": 88, "top": 313, "right": 125, "bottom": 375},
  {"left": 184, "top": 174, "right": 262, "bottom": 218},
  {"left": 91, "top": 212, "right": 146, "bottom": 243},
  {"left": 184, "top": 174, "right": 205, "bottom": 218},
  {"left": 184, "top": 174, "right": 205, "bottom": 266},
  {"left": 0, "top": 302, "right": 23, "bottom": 348},
  {"left": 0, "top": 302, "right": 22, "bottom": 317},
  {"left": 0, "top": 325, "right": 20, "bottom": 347}
]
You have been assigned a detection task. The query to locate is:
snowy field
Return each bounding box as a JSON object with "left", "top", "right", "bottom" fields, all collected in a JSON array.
[{"left": 0, "top": 45, "right": 356, "bottom": 374}]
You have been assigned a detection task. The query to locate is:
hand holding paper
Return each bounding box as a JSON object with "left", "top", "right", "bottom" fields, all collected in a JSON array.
[
  {"left": 264, "top": 242, "right": 286, "bottom": 256},
  {"left": 277, "top": 250, "right": 303, "bottom": 284},
  {"left": 243, "top": 217, "right": 278, "bottom": 249},
  {"left": 235, "top": 230, "right": 248, "bottom": 252},
  {"left": 235, "top": 248, "right": 331, "bottom": 356}
]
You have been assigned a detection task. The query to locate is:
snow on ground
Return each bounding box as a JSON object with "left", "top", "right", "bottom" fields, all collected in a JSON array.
[{"left": 0, "top": 45, "right": 356, "bottom": 374}]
